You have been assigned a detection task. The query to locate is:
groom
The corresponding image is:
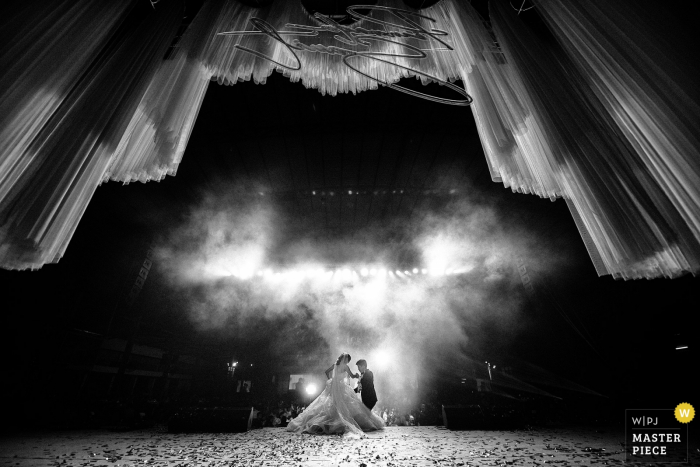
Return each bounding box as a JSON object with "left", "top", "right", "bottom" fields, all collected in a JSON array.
[{"left": 354, "top": 359, "right": 377, "bottom": 410}]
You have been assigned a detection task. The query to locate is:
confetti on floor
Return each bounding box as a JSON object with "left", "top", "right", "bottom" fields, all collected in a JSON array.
[{"left": 0, "top": 426, "right": 697, "bottom": 467}]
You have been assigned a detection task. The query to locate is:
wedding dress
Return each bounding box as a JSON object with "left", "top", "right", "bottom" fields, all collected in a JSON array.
[{"left": 286, "top": 363, "right": 385, "bottom": 437}]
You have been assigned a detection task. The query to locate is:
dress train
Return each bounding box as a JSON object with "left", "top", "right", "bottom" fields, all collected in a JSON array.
[{"left": 286, "top": 363, "right": 385, "bottom": 438}]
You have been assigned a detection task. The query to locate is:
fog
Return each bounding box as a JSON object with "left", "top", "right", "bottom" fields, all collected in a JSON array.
[{"left": 156, "top": 178, "right": 562, "bottom": 407}]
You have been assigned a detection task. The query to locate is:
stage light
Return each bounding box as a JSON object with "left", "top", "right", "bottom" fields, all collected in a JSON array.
[
  {"left": 289, "top": 270, "right": 303, "bottom": 281},
  {"left": 306, "top": 384, "right": 317, "bottom": 395},
  {"left": 421, "top": 268, "right": 427, "bottom": 274},
  {"left": 240, "top": 269, "right": 254, "bottom": 279},
  {"left": 369, "top": 268, "right": 377, "bottom": 276},
  {"left": 676, "top": 345, "right": 688, "bottom": 350},
  {"left": 312, "top": 191, "right": 316, "bottom": 195},
  {"left": 348, "top": 190, "right": 353, "bottom": 195},
  {"left": 404, "top": 270, "right": 410, "bottom": 275},
  {"left": 395, "top": 270, "right": 401, "bottom": 275},
  {"left": 360, "top": 268, "right": 368, "bottom": 277},
  {"left": 412, "top": 268, "right": 418, "bottom": 274},
  {"left": 372, "top": 349, "right": 392, "bottom": 371}
]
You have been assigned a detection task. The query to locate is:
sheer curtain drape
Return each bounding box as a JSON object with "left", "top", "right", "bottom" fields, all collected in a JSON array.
[
  {"left": 102, "top": 1, "right": 224, "bottom": 183},
  {"left": 1, "top": 0, "right": 699, "bottom": 278},
  {"left": 487, "top": 0, "right": 700, "bottom": 278},
  {"left": 198, "top": 0, "right": 475, "bottom": 98},
  {"left": 531, "top": 0, "right": 700, "bottom": 277},
  {"left": 0, "top": 0, "right": 183, "bottom": 269}
]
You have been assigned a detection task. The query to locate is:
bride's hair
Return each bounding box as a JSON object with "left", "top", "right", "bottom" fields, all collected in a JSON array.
[{"left": 335, "top": 353, "right": 351, "bottom": 365}]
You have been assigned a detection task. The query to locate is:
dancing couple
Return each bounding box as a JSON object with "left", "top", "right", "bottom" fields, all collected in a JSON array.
[{"left": 286, "top": 353, "right": 385, "bottom": 438}]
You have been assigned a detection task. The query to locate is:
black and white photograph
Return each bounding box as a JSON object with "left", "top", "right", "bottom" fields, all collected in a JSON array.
[{"left": 0, "top": 0, "right": 698, "bottom": 465}]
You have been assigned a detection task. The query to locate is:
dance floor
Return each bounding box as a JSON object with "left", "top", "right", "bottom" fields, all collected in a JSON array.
[{"left": 1, "top": 425, "right": 696, "bottom": 466}]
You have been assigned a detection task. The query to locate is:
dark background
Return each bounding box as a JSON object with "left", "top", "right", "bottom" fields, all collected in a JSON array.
[{"left": 0, "top": 0, "right": 697, "bottom": 429}]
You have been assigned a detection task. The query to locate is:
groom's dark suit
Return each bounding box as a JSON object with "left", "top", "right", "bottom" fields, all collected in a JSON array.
[{"left": 355, "top": 369, "right": 377, "bottom": 410}]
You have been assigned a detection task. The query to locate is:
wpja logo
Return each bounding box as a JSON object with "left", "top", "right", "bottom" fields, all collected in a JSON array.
[{"left": 625, "top": 403, "right": 693, "bottom": 463}]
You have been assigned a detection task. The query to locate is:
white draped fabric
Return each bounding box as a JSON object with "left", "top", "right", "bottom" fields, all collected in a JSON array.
[
  {"left": 487, "top": 0, "right": 700, "bottom": 278},
  {"left": 0, "top": 0, "right": 183, "bottom": 269},
  {"left": 198, "top": 0, "right": 473, "bottom": 100},
  {"left": 1, "top": 0, "right": 699, "bottom": 279},
  {"left": 103, "top": 1, "right": 224, "bottom": 184},
  {"left": 531, "top": 0, "right": 700, "bottom": 277}
]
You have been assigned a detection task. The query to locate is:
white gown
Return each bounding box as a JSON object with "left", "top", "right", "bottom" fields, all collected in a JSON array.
[{"left": 286, "top": 363, "right": 385, "bottom": 437}]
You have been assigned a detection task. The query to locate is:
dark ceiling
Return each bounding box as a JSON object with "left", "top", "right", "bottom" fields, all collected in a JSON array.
[{"left": 98, "top": 71, "right": 487, "bottom": 232}]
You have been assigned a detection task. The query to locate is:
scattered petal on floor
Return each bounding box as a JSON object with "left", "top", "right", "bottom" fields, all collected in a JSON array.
[{"left": 0, "top": 426, "right": 697, "bottom": 466}]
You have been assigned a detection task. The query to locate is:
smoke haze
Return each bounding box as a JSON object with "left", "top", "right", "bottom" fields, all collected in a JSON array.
[{"left": 157, "top": 179, "right": 561, "bottom": 407}]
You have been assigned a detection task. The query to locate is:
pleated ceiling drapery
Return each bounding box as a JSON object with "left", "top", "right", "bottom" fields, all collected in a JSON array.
[
  {"left": 1, "top": 0, "right": 698, "bottom": 279},
  {"left": 0, "top": 0, "right": 184, "bottom": 269},
  {"left": 530, "top": 0, "right": 700, "bottom": 277},
  {"left": 488, "top": 0, "right": 700, "bottom": 278}
]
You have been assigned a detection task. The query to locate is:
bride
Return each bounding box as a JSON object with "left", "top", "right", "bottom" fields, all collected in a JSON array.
[{"left": 286, "top": 353, "right": 385, "bottom": 437}]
